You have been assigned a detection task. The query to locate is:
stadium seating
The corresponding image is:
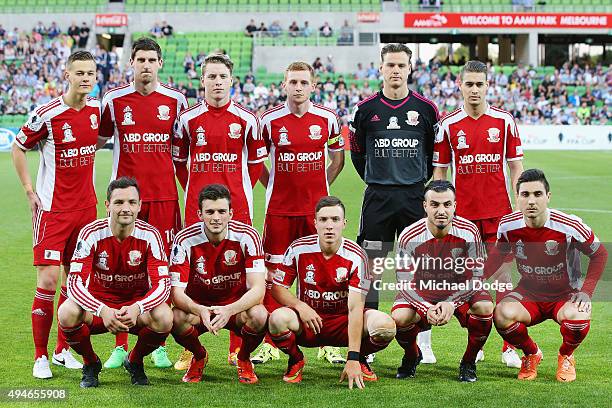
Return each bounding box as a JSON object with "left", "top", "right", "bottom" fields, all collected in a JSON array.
[
  {"left": 124, "top": 0, "right": 382, "bottom": 12},
  {"left": 0, "top": 0, "right": 106, "bottom": 13}
]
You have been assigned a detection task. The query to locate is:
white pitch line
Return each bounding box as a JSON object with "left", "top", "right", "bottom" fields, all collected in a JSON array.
[{"left": 558, "top": 208, "right": 612, "bottom": 214}]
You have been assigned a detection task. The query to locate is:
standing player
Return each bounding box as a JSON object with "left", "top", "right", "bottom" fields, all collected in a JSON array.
[
  {"left": 433, "top": 60, "right": 524, "bottom": 367},
  {"left": 58, "top": 177, "right": 173, "bottom": 387},
  {"left": 254, "top": 61, "right": 345, "bottom": 365},
  {"left": 349, "top": 43, "right": 439, "bottom": 363},
  {"left": 487, "top": 169, "right": 607, "bottom": 382},
  {"left": 269, "top": 196, "right": 396, "bottom": 387},
  {"left": 392, "top": 181, "right": 493, "bottom": 382},
  {"left": 98, "top": 37, "right": 187, "bottom": 370},
  {"left": 169, "top": 184, "right": 268, "bottom": 384},
  {"left": 12, "top": 51, "right": 99, "bottom": 378}
]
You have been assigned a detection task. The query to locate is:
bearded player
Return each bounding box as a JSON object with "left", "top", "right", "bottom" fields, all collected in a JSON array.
[
  {"left": 12, "top": 51, "right": 100, "bottom": 378},
  {"left": 269, "top": 196, "right": 396, "bottom": 388},
  {"left": 486, "top": 169, "right": 607, "bottom": 382},
  {"left": 254, "top": 61, "right": 345, "bottom": 365},
  {"left": 98, "top": 37, "right": 187, "bottom": 370}
]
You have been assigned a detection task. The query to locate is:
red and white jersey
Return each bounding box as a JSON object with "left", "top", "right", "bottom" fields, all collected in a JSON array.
[
  {"left": 433, "top": 105, "right": 523, "bottom": 220},
  {"left": 496, "top": 209, "right": 600, "bottom": 300},
  {"left": 260, "top": 102, "right": 343, "bottom": 216},
  {"left": 15, "top": 96, "right": 99, "bottom": 212},
  {"left": 273, "top": 235, "right": 370, "bottom": 316},
  {"left": 396, "top": 216, "right": 485, "bottom": 314},
  {"left": 100, "top": 83, "right": 188, "bottom": 202},
  {"left": 169, "top": 220, "right": 265, "bottom": 306},
  {"left": 67, "top": 218, "right": 170, "bottom": 316},
  {"left": 173, "top": 101, "right": 267, "bottom": 224}
]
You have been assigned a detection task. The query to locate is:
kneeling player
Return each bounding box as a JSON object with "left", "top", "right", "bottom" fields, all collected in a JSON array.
[
  {"left": 392, "top": 181, "right": 493, "bottom": 382},
  {"left": 58, "top": 178, "right": 173, "bottom": 388},
  {"left": 487, "top": 169, "right": 608, "bottom": 382},
  {"left": 269, "top": 196, "right": 396, "bottom": 388},
  {"left": 170, "top": 184, "right": 267, "bottom": 384}
]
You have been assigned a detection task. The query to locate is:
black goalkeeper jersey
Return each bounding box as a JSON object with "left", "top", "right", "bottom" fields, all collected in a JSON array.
[{"left": 349, "top": 90, "right": 439, "bottom": 186}]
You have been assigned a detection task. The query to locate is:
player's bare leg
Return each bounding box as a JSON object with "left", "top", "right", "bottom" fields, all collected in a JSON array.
[
  {"left": 234, "top": 304, "right": 268, "bottom": 384},
  {"left": 171, "top": 308, "right": 209, "bottom": 383},
  {"left": 392, "top": 307, "right": 426, "bottom": 379},
  {"left": 52, "top": 267, "right": 81, "bottom": 370},
  {"left": 495, "top": 263, "right": 521, "bottom": 368},
  {"left": 494, "top": 298, "right": 543, "bottom": 380},
  {"left": 360, "top": 310, "right": 396, "bottom": 381},
  {"left": 269, "top": 307, "right": 305, "bottom": 383},
  {"left": 459, "top": 301, "right": 494, "bottom": 382},
  {"left": 251, "top": 274, "right": 280, "bottom": 365},
  {"left": 555, "top": 300, "right": 591, "bottom": 382}
]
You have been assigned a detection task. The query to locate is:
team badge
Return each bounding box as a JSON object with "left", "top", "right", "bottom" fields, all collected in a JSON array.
[
  {"left": 224, "top": 250, "right": 238, "bottom": 266},
  {"left": 406, "top": 111, "right": 420, "bottom": 126},
  {"left": 335, "top": 267, "right": 348, "bottom": 283},
  {"left": 450, "top": 248, "right": 464, "bottom": 260},
  {"left": 61, "top": 123, "right": 76, "bottom": 143},
  {"left": 456, "top": 134, "right": 469, "bottom": 150},
  {"left": 228, "top": 123, "right": 242, "bottom": 139},
  {"left": 157, "top": 105, "right": 170, "bottom": 121},
  {"left": 90, "top": 114, "right": 98, "bottom": 130},
  {"left": 515, "top": 240, "right": 527, "bottom": 260},
  {"left": 195, "top": 126, "right": 207, "bottom": 146},
  {"left": 308, "top": 124, "right": 322, "bottom": 140},
  {"left": 304, "top": 264, "right": 317, "bottom": 285},
  {"left": 544, "top": 240, "right": 559, "bottom": 256},
  {"left": 127, "top": 250, "right": 142, "bottom": 266},
  {"left": 386, "top": 116, "right": 401, "bottom": 130},
  {"left": 195, "top": 256, "right": 207, "bottom": 275},
  {"left": 121, "top": 106, "right": 135, "bottom": 126},
  {"left": 278, "top": 126, "right": 290, "bottom": 146},
  {"left": 487, "top": 128, "right": 500, "bottom": 143},
  {"left": 96, "top": 250, "right": 109, "bottom": 271}
]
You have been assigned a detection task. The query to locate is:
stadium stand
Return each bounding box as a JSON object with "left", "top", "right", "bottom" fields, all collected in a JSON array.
[{"left": 125, "top": 0, "right": 382, "bottom": 13}]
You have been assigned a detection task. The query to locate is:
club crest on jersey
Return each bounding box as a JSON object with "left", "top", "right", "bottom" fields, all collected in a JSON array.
[
  {"left": 90, "top": 114, "right": 98, "bottom": 130},
  {"left": 122, "top": 106, "right": 135, "bottom": 126},
  {"left": 406, "top": 111, "right": 420, "bottom": 126},
  {"left": 195, "top": 256, "right": 207, "bottom": 275},
  {"left": 457, "top": 134, "right": 469, "bottom": 150},
  {"left": 195, "top": 126, "right": 207, "bottom": 146},
  {"left": 544, "top": 240, "right": 559, "bottom": 256},
  {"left": 515, "top": 240, "right": 527, "bottom": 260},
  {"left": 61, "top": 123, "right": 76, "bottom": 143},
  {"left": 308, "top": 124, "right": 322, "bottom": 140},
  {"left": 223, "top": 250, "right": 238, "bottom": 266},
  {"left": 127, "top": 250, "right": 142, "bottom": 266},
  {"left": 487, "top": 128, "right": 500, "bottom": 143},
  {"left": 157, "top": 105, "right": 170, "bottom": 121},
  {"left": 278, "top": 126, "right": 290, "bottom": 146},
  {"left": 335, "top": 267, "right": 348, "bottom": 283},
  {"left": 228, "top": 123, "right": 242, "bottom": 139},
  {"left": 450, "top": 248, "right": 464, "bottom": 259},
  {"left": 96, "top": 250, "right": 109, "bottom": 271},
  {"left": 304, "top": 264, "right": 317, "bottom": 285},
  {"left": 387, "top": 116, "right": 401, "bottom": 130}
]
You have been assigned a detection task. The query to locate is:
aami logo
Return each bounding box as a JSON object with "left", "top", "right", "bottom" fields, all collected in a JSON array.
[{"left": 0, "top": 128, "right": 16, "bottom": 152}]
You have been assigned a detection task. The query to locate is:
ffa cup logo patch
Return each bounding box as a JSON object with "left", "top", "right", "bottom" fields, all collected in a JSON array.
[
  {"left": 96, "top": 250, "right": 109, "bottom": 271},
  {"left": 228, "top": 123, "right": 242, "bottom": 139},
  {"left": 406, "top": 111, "right": 420, "bottom": 126},
  {"left": 27, "top": 114, "right": 43, "bottom": 132},
  {"left": 308, "top": 124, "right": 322, "bottom": 140},
  {"left": 487, "top": 128, "right": 500, "bottom": 143},
  {"left": 387, "top": 116, "right": 401, "bottom": 130},
  {"left": 61, "top": 123, "right": 76, "bottom": 143},
  {"left": 89, "top": 114, "right": 98, "bottom": 130},
  {"left": 171, "top": 245, "right": 185, "bottom": 265},
  {"left": 121, "top": 106, "right": 135, "bottom": 126},
  {"left": 195, "top": 256, "right": 207, "bottom": 275},
  {"left": 127, "top": 250, "right": 142, "bottom": 266},
  {"left": 223, "top": 250, "right": 238, "bottom": 266},
  {"left": 157, "top": 105, "right": 170, "bottom": 121},
  {"left": 275, "top": 269, "right": 286, "bottom": 282},
  {"left": 335, "top": 267, "right": 348, "bottom": 283},
  {"left": 195, "top": 126, "right": 207, "bottom": 146},
  {"left": 544, "top": 240, "right": 559, "bottom": 256}
]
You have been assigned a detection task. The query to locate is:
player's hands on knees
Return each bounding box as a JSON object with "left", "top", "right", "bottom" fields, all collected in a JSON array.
[
  {"left": 340, "top": 360, "right": 364, "bottom": 390},
  {"left": 100, "top": 306, "right": 129, "bottom": 334},
  {"left": 209, "top": 305, "right": 234, "bottom": 334},
  {"left": 198, "top": 305, "right": 217, "bottom": 335},
  {"left": 295, "top": 302, "right": 323, "bottom": 334},
  {"left": 570, "top": 291, "right": 592, "bottom": 314},
  {"left": 116, "top": 304, "right": 141, "bottom": 328},
  {"left": 436, "top": 302, "right": 455, "bottom": 325},
  {"left": 26, "top": 191, "right": 41, "bottom": 216}
]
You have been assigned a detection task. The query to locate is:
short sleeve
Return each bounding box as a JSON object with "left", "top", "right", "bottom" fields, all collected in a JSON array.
[
  {"left": 505, "top": 115, "right": 523, "bottom": 161},
  {"left": 99, "top": 95, "right": 115, "bottom": 139},
  {"left": 247, "top": 116, "right": 267, "bottom": 164},
  {"left": 15, "top": 111, "right": 49, "bottom": 150},
  {"left": 348, "top": 249, "right": 371, "bottom": 294},
  {"left": 433, "top": 123, "right": 451, "bottom": 167},
  {"left": 169, "top": 241, "right": 190, "bottom": 288},
  {"left": 273, "top": 245, "right": 298, "bottom": 288},
  {"left": 242, "top": 229, "right": 265, "bottom": 274},
  {"left": 348, "top": 104, "right": 364, "bottom": 154},
  {"left": 327, "top": 113, "right": 344, "bottom": 151},
  {"left": 172, "top": 115, "right": 190, "bottom": 162}
]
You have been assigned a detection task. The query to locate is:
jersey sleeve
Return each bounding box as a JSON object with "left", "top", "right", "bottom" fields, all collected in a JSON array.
[
  {"left": 14, "top": 110, "right": 49, "bottom": 150},
  {"left": 98, "top": 94, "right": 115, "bottom": 139},
  {"left": 348, "top": 248, "right": 371, "bottom": 295},
  {"left": 242, "top": 229, "right": 265, "bottom": 274},
  {"left": 273, "top": 245, "right": 298, "bottom": 288},
  {"left": 172, "top": 114, "right": 190, "bottom": 162},
  {"left": 433, "top": 123, "right": 451, "bottom": 167},
  {"left": 424, "top": 105, "right": 440, "bottom": 180},
  {"left": 327, "top": 112, "right": 344, "bottom": 152},
  {"left": 505, "top": 115, "right": 523, "bottom": 161},
  {"left": 169, "top": 240, "right": 190, "bottom": 289},
  {"left": 348, "top": 104, "right": 365, "bottom": 155},
  {"left": 67, "top": 230, "right": 106, "bottom": 317},
  {"left": 260, "top": 117, "right": 272, "bottom": 151},
  {"left": 135, "top": 230, "right": 171, "bottom": 314},
  {"left": 448, "top": 231, "right": 486, "bottom": 306},
  {"left": 247, "top": 116, "right": 267, "bottom": 164}
]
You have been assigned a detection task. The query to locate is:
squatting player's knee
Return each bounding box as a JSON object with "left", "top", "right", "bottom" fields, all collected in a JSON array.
[
  {"left": 370, "top": 315, "right": 396, "bottom": 342},
  {"left": 245, "top": 304, "right": 268, "bottom": 332},
  {"left": 172, "top": 307, "right": 189, "bottom": 332},
  {"left": 149, "top": 303, "right": 173, "bottom": 333},
  {"left": 471, "top": 300, "right": 494, "bottom": 316},
  {"left": 57, "top": 298, "right": 83, "bottom": 327},
  {"left": 36, "top": 265, "right": 60, "bottom": 290},
  {"left": 493, "top": 302, "right": 518, "bottom": 327},
  {"left": 392, "top": 308, "right": 419, "bottom": 327},
  {"left": 268, "top": 307, "right": 294, "bottom": 334},
  {"left": 557, "top": 303, "right": 591, "bottom": 321}
]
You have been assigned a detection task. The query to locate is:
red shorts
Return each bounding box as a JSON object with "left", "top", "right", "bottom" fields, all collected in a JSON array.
[
  {"left": 503, "top": 287, "right": 572, "bottom": 325},
  {"left": 193, "top": 314, "right": 241, "bottom": 336},
  {"left": 392, "top": 290, "right": 493, "bottom": 327},
  {"left": 471, "top": 216, "right": 503, "bottom": 243},
  {"left": 296, "top": 313, "right": 350, "bottom": 348},
  {"left": 139, "top": 200, "right": 182, "bottom": 255},
  {"left": 33, "top": 206, "right": 97, "bottom": 267},
  {"left": 263, "top": 214, "right": 316, "bottom": 268},
  {"left": 88, "top": 300, "right": 147, "bottom": 335}
]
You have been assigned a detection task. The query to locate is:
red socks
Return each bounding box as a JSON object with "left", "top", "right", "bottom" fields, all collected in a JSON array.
[
  {"left": 360, "top": 334, "right": 392, "bottom": 357},
  {"left": 115, "top": 331, "right": 129, "bottom": 351},
  {"left": 237, "top": 325, "right": 265, "bottom": 361},
  {"left": 270, "top": 330, "right": 303, "bottom": 365},
  {"left": 54, "top": 286, "right": 69, "bottom": 354},
  {"left": 559, "top": 320, "right": 590, "bottom": 356},
  {"left": 497, "top": 321, "right": 538, "bottom": 355},
  {"left": 173, "top": 326, "right": 207, "bottom": 360},
  {"left": 395, "top": 323, "right": 422, "bottom": 361},
  {"left": 32, "top": 287, "right": 55, "bottom": 359},
  {"left": 128, "top": 327, "right": 169, "bottom": 364},
  {"left": 229, "top": 331, "right": 242, "bottom": 354},
  {"left": 463, "top": 313, "right": 493, "bottom": 363},
  {"left": 61, "top": 323, "right": 98, "bottom": 365}
]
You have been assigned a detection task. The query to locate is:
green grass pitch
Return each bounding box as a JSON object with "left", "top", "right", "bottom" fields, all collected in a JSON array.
[{"left": 0, "top": 150, "right": 610, "bottom": 407}]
